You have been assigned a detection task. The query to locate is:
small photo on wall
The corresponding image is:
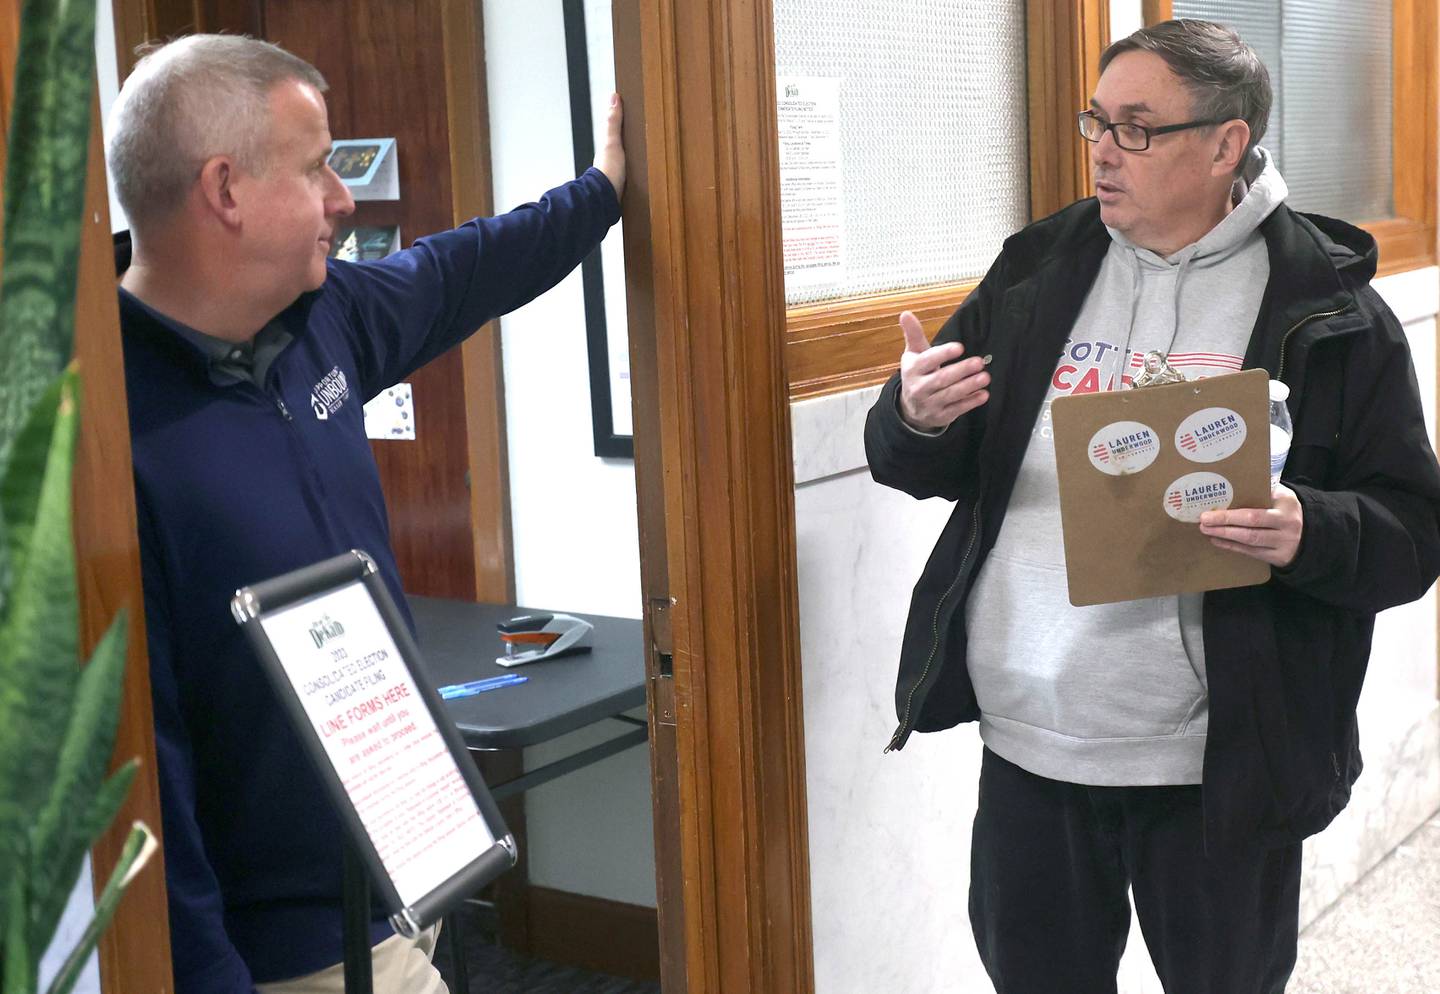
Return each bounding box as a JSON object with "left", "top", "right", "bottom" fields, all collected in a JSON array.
[
  {"left": 328, "top": 138, "right": 398, "bottom": 200},
  {"left": 328, "top": 143, "right": 384, "bottom": 180}
]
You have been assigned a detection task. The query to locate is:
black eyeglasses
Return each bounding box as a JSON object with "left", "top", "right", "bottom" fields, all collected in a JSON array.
[{"left": 1077, "top": 110, "right": 1224, "bottom": 151}]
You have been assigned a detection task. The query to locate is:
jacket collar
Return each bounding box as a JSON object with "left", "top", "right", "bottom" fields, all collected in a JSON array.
[
  {"left": 1243, "top": 205, "right": 1369, "bottom": 378},
  {"left": 114, "top": 229, "right": 320, "bottom": 381},
  {"left": 978, "top": 206, "right": 1110, "bottom": 483},
  {"left": 117, "top": 287, "right": 217, "bottom": 384}
]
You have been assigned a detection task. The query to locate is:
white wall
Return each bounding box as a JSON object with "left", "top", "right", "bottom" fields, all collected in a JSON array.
[
  {"left": 483, "top": 0, "right": 642, "bottom": 623},
  {"left": 793, "top": 269, "right": 1440, "bottom": 994},
  {"left": 482, "top": 0, "right": 656, "bottom": 907},
  {"left": 1111, "top": 0, "right": 1144, "bottom": 41},
  {"left": 97, "top": 0, "right": 127, "bottom": 233}
]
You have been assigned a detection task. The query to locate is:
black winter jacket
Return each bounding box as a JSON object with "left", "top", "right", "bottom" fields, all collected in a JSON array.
[{"left": 865, "top": 198, "right": 1440, "bottom": 853}]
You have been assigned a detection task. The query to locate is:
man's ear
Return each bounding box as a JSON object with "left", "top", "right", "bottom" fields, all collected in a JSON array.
[
  {"left": 197, "top": 156, "right": 243, "bottom": 230},
  {"left": 1211, "top": 120, "right": 1252, "bottom": 177}
]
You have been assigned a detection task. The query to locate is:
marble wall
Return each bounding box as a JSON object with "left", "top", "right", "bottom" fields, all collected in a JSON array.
[{"left": 793, "top": 268, "right": 1440, "bottom": 993}]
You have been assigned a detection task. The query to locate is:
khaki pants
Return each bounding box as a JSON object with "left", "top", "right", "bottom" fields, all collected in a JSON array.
[{"left": 255, "top": 924, "right": 448, "bottom": 994}]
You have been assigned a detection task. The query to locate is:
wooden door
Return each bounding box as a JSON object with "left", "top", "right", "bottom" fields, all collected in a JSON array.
[{"left": 613, "top": 1, "right": 815, "bottom": 990}]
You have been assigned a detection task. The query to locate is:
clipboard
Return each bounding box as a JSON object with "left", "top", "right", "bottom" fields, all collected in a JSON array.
[
  {"left": 1051, "top": 368, "right": 1272, "bottom": 606},
  {"left": 230, "top": 550, "right": 515, "bottom": 939}
]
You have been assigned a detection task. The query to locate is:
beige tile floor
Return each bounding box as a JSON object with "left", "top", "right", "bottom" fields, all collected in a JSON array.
[{"left": 1289, "top": 810, "right": 1440, "bottom": 994}]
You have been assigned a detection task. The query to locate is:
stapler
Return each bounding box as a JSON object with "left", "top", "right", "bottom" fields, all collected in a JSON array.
[{"left": 496, "top": 613, "right": 594, "bottom": 666}]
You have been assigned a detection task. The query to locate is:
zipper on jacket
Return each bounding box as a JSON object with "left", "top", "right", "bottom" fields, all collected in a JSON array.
[
  {"left": 267, "top": 379, "right": 335, "bottom": 501},
  {"left": 886, "top": 497, "right": 983, "bottom": 753},
  {"left": 1275, "top": 305, "right": 1352, "bottom": 383}
]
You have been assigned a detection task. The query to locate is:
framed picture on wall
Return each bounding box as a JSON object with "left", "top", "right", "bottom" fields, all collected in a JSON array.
[
  {"left": 327, "top": 138, "right": 399, "bottom": 201},
  {"left": 562, "top": 0, "right": 633, "bottom": 459}
]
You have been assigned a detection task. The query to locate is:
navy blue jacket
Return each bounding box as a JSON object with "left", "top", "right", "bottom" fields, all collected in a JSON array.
[{"left": 122, "top": 169, "right": 619, "bottom": 993}]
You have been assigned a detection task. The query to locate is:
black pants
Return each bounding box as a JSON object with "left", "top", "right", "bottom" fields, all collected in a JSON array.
[{"left": 969, "top": 749, "right": 1301, "bottom": 994}]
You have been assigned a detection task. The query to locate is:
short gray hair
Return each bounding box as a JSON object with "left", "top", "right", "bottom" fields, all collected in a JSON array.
[
  {"left": 1101, "top": 18, "right": 1272, "bottom": 169},
  {"left": 105, "top": 34, "right": 327, "bottom": 232}
]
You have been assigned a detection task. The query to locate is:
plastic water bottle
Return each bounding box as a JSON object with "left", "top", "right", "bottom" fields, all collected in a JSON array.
[{"left": 1269, "top": 380, "right": 1292, "bottom": 490}]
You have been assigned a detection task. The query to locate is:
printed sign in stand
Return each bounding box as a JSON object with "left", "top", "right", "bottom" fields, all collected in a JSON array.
[{"left": 231, "top": 551, "right": 514, "bottom": 994}]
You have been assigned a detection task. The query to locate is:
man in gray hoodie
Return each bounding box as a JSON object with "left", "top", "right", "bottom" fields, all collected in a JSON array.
[{"left": 867, "top": 18, "right": 1440, "bottom": 994}]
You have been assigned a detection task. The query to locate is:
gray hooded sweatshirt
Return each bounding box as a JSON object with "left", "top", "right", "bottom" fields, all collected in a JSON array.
[{"left": 964, "top": 149, "right": 1287, "bottom": 786}]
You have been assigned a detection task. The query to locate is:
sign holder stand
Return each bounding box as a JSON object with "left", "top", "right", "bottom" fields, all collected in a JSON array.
[
  {"left": 342, "top": 843, "right": 374, "bottom": 994},
  {"left": 231, "top": 550, "right": 514, "bottom": 994}
]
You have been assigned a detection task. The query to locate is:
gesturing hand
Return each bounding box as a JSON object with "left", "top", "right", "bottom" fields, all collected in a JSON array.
[
  {"left": 897, "top": 311, "right": 990, "bottom": 431},
  {"left": 594, "top": 93, "right": 626, "bottom": 200},
  {"left": 1198, "top": 484, "right": 1304, "bottom": 568}
]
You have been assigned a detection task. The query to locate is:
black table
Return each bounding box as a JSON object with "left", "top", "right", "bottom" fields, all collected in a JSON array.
[
  {"left": 409, "top": 596, "right": 647, "bottom": 760},
  {"left": 407, "top": 596, "right": 649, "bottom": 994}
]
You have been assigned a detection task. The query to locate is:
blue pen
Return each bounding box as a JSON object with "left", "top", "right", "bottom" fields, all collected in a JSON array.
[{"left": 438, "top": 673, "right": 528, "bottom": 700}]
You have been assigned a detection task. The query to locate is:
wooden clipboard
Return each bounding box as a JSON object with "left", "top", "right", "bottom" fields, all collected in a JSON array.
[{"left": 1050, "top": 368, "right": 1272, "bottom": 606}]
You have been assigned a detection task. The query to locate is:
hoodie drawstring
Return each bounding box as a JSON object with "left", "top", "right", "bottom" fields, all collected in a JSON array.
[
  {"left": 1115, "top": 252, "right": 1142, "bottom": 389},
  {"left": 1114, "top": 245, "right": 1198, "bottom": 390}
]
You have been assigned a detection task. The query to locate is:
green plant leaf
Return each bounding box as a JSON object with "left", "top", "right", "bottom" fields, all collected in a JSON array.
[
  {"left": 0, "top": 373, "right": 68, "bottom": 619},
  {"left": 0, "top": 0, "right": 97, "bottom": 461},
  {"left": 0, "top": 0, "right": 118, "bottom": 983},
  {"left": 1, "top": 0, "right": 59, "bottom": 246},
  {"left": 0, "top": 372, "right": 79, "bottom": 931},
  {"left": 27, "top": 761, "right": 138, "bottom": 962},
  {"left": 4, "top": 860, "right": 36, "bottom": 994},
  {"left": 44, "top": 0, "right": 98, "bottom": 348},
  {"left": 28, "top": 613, "right": 133, "bottom": 952},
  {"left": 42, "top": 822, "right": 156, "bottom": 994}
]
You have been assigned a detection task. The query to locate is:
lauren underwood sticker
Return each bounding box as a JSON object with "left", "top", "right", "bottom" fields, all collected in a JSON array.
[
  {"left": 1164, "top": 472, "right": 1234, "bottom": 522},
  {"left": 1088, "top": 421, "right": 1161, "bottom": 476},
  {"left": 1175, "top": 407, "right": 1247, "bottom": 463}
]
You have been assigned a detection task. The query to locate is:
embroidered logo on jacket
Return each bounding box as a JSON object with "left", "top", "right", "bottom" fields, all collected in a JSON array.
[{"left": 310, "top": 367, "right": 350, "bottom": 420}]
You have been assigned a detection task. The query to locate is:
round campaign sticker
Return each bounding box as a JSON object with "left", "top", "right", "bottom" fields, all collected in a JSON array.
[
  {"left": 1087, "top": 420, "right": 1161, "bottom": 476},
  {"left": 1164, "top": 472, "right": 1234, "bottom": 522},
  {"left": 1174, "top": 407, "right": 1247, "bottom": 463}
]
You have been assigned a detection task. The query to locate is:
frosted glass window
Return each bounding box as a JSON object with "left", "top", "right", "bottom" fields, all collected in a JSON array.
[
  {"left": 772, "top": 1, "right": 1029, "bottom": 306},
  {"left": 1171, "top": 0, "right": 1393, "bottom": 221}
]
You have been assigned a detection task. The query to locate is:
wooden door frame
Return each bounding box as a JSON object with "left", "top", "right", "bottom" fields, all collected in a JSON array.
[
  {"left": 614, "top": 0, "right": 813, "bottom": 991},
  {"left": 72, "top": 84, "right": 174, "bottom": 994}
]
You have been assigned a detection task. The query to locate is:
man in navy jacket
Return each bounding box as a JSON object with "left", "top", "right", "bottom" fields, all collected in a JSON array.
[{"left": 106, "top": 34, "right": 625, "bottom": 994}]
